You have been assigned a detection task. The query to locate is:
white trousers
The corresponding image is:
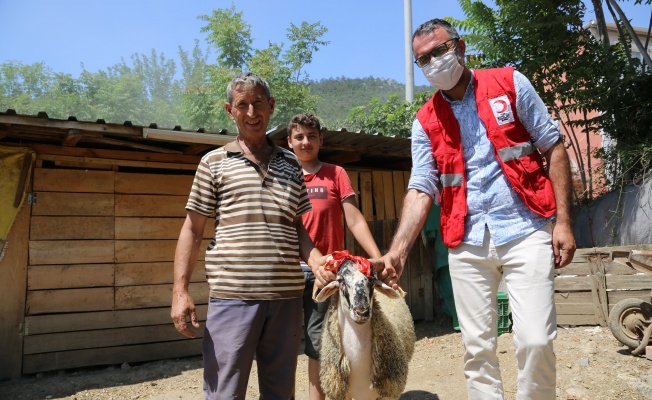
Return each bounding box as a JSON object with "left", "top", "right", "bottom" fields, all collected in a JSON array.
[{"left": 448, "top": 223, "right": 557, "bottom": 400}]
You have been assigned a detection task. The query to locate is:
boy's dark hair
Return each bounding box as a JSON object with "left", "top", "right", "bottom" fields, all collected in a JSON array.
[{"left": 287, "top": 113, "right": 322, "bottom": 135}]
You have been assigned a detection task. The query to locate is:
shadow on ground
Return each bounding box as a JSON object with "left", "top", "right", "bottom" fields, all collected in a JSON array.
[
  {"left": 400, "top": 389, "right": 440, "bottom": 399},
  {"left": 413, "top": 317, "right": 459, "bottom": 341},
  {"left": 0, "top": 355, "right": 204, "bottom": 400}
]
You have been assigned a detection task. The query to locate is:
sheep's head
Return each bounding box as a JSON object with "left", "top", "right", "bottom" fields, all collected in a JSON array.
[{"left": 315, "top": 258, "right": 401, "bottom": 324}]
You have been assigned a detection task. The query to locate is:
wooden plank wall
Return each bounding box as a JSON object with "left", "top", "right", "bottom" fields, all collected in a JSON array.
[
  {"left": 344, "top": 170, "right": 434, "bottom": 322},
  {"left": 23, "top": 168, "right": 211, "bottom": 374},
  {"left": 0, "top": 201, "right": 31, "bottom": 379},
  {"left": 20, "top": 163, "right": 434, "bottom": 375},
  {"left": 555, "top": 244, "right": 652, "bottom": 326}
]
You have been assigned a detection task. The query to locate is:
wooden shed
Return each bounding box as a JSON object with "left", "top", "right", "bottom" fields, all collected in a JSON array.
[{"left": 0, "top": 111, "right": 434, "bottom": 379}]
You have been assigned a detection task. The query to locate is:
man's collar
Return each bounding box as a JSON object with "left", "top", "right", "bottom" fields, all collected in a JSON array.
[{"left": 224, "top": 135, "right": 284, "bottom": 158}]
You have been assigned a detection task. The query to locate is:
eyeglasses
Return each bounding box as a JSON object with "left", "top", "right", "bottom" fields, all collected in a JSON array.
[{"left": 414, "top": 38, "right": 459, "bottom": 68}]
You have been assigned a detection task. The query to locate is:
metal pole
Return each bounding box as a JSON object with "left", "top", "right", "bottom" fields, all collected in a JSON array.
[{"left": 404, "top": 0, "right": 414, "bottom": 103}]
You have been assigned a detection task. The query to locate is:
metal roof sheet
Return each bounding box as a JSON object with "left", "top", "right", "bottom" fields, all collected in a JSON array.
[{"left": 0, "top": 110, "right": 412, "bottom": 171}]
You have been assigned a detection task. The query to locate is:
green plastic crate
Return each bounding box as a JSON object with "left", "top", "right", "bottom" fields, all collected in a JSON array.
[{"left": 497, "top": 292, "right": 511, "bottom": 336}]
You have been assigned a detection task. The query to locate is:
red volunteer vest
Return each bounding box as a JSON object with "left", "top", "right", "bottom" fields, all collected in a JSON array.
[{"left": 416, "top": 67, "right": 557, "bottom": 248}]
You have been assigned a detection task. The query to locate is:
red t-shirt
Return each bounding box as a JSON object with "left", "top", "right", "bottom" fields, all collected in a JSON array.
[{"left": 302, "top": 163, "right": 355, "bottom": 256}]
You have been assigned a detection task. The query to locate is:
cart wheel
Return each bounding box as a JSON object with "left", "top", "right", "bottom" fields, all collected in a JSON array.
[{"left": 609, "top": 298, "right": 652, "bottom": 349}]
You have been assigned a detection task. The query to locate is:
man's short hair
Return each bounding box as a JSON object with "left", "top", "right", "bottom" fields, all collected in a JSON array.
[
  {"left": 287, "top": 113, "right": 322, "bottom": 134},
  {"left": 226, "top": 72, "right": 272, "bottom": 104},
  {"left": 413, "top": 18, "right": 460, "bottom": 42}
]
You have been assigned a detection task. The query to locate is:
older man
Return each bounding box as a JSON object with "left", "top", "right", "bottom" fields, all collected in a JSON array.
[{"left": 171, "top": 72, "right": 331, "bottom": 400}]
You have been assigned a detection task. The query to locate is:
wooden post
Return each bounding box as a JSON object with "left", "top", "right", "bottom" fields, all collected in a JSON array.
[
  {"left": 359, "top": 172, "right": 374, "bottom": 222},
  {"left": 588, "top": 254, "right": 609, "bottom": 327},
  {"left": 382, "top": 171, "right": 395, "bottom": 220},
  {"left": 421, "top": 242, "right": 434, "bottom": 321},
  {"left": 392, "top": 171, "right": 405, "bottom": 217},
  {"left": 0, "top": 203, "right": 30, "bottom": 379},
  {"left": 372, "top": 171, "right": 385, "bottom": 220}
]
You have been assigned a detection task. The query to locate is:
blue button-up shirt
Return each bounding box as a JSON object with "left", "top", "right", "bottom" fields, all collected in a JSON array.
[{"left": 408, "top": 70, "right": 561, "bottom": 246}]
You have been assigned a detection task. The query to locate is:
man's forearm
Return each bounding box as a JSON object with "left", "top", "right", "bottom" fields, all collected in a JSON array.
[
  {"left": 296, "top": 220, "right": 323, "bottom": 270},
  {"left": 173, "top": 235, "right": 201, "bottom": 293},
  {"left": 546, "top": 141, "right": 573, "bottom": 225},
  {"left": 173, "top": 213, "right": 206, "bottom": 293}
]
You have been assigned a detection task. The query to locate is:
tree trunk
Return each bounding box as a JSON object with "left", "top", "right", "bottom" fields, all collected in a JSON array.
[
  {"left": 591, "top": 0, "right": 611, "bottom": 47},
  {"left": 583, "top": 109, "right": 593, "bottom": 201},
  {"left": 645, "top": 10, "right": 652, "bottom": 73},
  {"left": 605, "top": 0, "right": 634, "bottom": 66},
  {"left": 607, "top": 0, "right": 652, "bottom": 69}
]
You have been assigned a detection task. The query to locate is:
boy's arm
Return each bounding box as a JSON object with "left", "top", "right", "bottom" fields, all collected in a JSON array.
[
  {"left": 342, "top": 196, "right": 382, "bottom": 259},
  {"left": 295, "top": 217, "right": 332, "bottom": 287}
]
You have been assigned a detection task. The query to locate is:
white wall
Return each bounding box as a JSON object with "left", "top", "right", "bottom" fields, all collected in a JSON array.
[{"left": 574, "top": 177, "right": 652, "bottom": 248}]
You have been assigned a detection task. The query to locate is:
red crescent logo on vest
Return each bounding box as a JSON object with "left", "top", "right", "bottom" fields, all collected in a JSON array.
[
  {"left": 489, "top": 95, "right": 515, "bottom": 125},
  {"left": 493, "top": 99, "right": 507, "bottom": 113}
]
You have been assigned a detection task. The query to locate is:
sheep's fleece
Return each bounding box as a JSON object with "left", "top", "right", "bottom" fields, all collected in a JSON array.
[{"left": 319, "top": 290, "right": 416, "bottom": 400}]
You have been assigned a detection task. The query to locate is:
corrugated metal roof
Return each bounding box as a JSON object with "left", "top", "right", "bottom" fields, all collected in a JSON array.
[
  {"left": 0, "top": 110, "right": 412, "bottom": 171},
  {"left": 267, "top": 125, "right": 412, "bottom": 171}
]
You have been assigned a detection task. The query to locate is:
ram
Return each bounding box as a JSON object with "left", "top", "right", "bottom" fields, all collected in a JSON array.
[{"left": 315, "top": 256, "right": 416, "bottom": 400}]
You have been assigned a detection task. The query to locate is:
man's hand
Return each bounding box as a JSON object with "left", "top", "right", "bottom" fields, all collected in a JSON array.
[
  {"left": 552, "top": 222, "right": 576, "bottom": 269},
  {"left": 312, "top": 254, "right": 336, "bottom": 289},
  {"left": 373, "top": 251, "right": 404, "bottom": 290},
  {"left": 171, "top": 290, "right": 200, "bottom": 338}
]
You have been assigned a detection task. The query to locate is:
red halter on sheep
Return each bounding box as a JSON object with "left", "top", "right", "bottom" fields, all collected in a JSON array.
[{"left": 324, "top": 250, "right": 373, "bottom": 277}]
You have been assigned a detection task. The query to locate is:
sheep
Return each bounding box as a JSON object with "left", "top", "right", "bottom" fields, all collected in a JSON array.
[{"left": 314, "top": 255, "right": 416, "bottom": 400}]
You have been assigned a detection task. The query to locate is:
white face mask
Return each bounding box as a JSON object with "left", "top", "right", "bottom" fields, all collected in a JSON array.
[{"left": 421, "top": 50, "right": 464, "bottom": 91}]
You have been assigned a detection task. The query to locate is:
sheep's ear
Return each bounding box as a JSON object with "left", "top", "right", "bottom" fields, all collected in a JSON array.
[
  {"left": 373, "top": 279, "right": 402, "bottom": 298},
  {"left": 314, "top": 281, "right": 339, "bottom": 303}
]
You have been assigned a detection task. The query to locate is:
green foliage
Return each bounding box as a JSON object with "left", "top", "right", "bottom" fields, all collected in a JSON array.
[
  {"left": 343, "top": 92, "right": 432, "bottom": 137},
  {"left": 0, "top": 58, "right": 430, "bottom": 135},
  {"left": 285, "top": 21, "right": 329, "bottom": 82},
  {"left": 0, "top": 61, "right": 57, "bottom": 114},
  {"left": 310, "top": 77, "right": 433, "bottom": 129},
  {"left": 199, "top": 6, "right": 252, "bottom": 69},
  {"left": 451, "top": 0, "right": 652, "bottom": 200},
  {"left": 78, "top": 68, "right": 146, "bottom": 123},
  {"left": 0, "top": 49, "right": 185, "bottom": 127},
  {"left": 182, "top": 6, "right": 329, "bottom": 131},
  {"left": 593, "top": 71, "right": 652, "bottom": 184},
  {"left": 0, "top": 5, "right": 435, "bottom": 137}
]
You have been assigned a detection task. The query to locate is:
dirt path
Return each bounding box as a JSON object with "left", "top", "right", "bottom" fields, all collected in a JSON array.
[{"left": 2, "top": 321, "right": 652, "bottom": 399}]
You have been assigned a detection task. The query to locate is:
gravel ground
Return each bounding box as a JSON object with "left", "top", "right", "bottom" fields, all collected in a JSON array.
[{"left": 2, "top": 320, "right": 652, "bottom": 399}]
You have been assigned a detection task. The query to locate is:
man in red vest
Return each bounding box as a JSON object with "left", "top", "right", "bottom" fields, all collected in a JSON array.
[{"left": 379, "top": 19, "right": 576, "bottom": 399}]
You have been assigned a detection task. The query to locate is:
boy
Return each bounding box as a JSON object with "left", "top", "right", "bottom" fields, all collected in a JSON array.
[{"left": 287, "top": 113, "right": 382, "bottom": 400}]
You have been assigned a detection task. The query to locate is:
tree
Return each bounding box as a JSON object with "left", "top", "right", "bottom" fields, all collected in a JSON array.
[
  {"left": 285, "top": 21, "right": 329, "bottom": 82},
  {"left": 129, "top": 49, "right": 183, "bottom": 128},
  {"left": 178, "top": 40, "right": 217, "bottom": 130},
  {"left": 0, "top": 61, "right": 54, "bottom": 114},
  {"left": 2, "top": 7, "right": 329, "bottom": 134},
  {"left": 451, "top": 0, "right": 652, "bottom": 202},
  {"left": 0, "top": 61, "right": 94, "bottom": 120},
  {"left": 344, "top": 92, "right": 431, "bottom": 137},
  {"left": 199, "top": 6, "right": 252, "bottom": 70},
  {"left": 78, "top": 66, "right": 147, "bottom": 124},
  {"left": 592, "top": 0, "right": 652, "bottom": 69},
  {"left": 180, "top": 6, "right": 329, "bottom": 131}
]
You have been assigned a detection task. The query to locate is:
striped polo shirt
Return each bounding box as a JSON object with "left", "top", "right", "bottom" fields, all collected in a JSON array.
[{"left": 186, "top": 138, "right": 312, "bottom": 300}]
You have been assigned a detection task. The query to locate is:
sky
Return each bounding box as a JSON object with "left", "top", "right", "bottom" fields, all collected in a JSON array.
[{"left": 1, "top": 0, "right": 650, "bottom": 88}]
